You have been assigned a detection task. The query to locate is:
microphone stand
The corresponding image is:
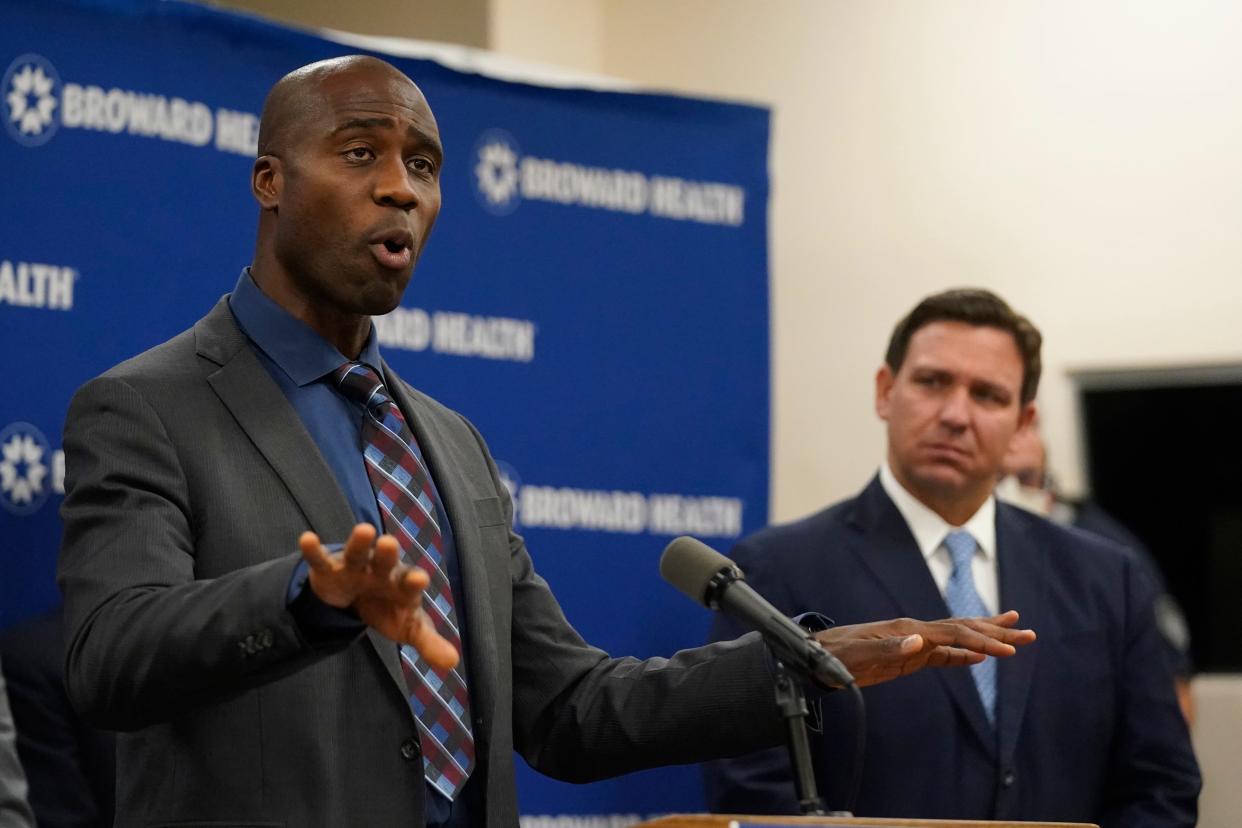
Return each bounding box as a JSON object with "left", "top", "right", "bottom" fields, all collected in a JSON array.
[{"left": 771, "top": 658, "right": 853, "bottom": 817}]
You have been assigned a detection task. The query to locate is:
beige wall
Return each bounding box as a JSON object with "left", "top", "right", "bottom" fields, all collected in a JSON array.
[
  {"left": 214, "top": 0, "right": 489, "bottom": 46},
  {"left": 513, "top": 0, "right": 1242, "bottom": 523},
  {"left": 490, "top": 0, "right": 605, "bottom": 75}
]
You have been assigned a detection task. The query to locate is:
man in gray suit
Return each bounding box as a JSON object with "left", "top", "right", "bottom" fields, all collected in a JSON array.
[{"left": 58, "top": 56, "right": 1034, "bottom": 828}]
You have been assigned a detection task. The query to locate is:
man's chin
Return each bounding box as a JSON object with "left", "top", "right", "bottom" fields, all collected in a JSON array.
[
  {"left": 907, "top": 464, "right": 975, "bottom": 498},
  {"left": 354, "top": 279, "right": 410, "bottom": 317}
]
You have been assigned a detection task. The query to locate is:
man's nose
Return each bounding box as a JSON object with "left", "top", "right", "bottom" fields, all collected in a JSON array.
[
  {"left": 939, "top": 385, "right": 971, "bottom": 428},
  {"left": 374, "top": 157, "right": 418, "bottom": 210}
]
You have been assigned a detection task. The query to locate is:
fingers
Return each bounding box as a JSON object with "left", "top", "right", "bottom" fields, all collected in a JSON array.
[
  {"left": 300, "top": 526, "right": 453, "bottom": 668},
  {"left": 973, "top": 611, "right": 1038, "bottom": 643},
  {"left": 373, "top": 536, "right": 431, "bottom": 609},
  {"left": 989, "top": 610, "right": 1021, "bottom": 628},
  {"left": 923, "top": 646, "right": 987, "bottom": 667},
  {"left": 915, "top": 613, "right": 1036, "bottom": 657},
  {"left": 302, "top": 525, "right": 388, "bottom": 608},
  {"left": 299, "top": 531, "right": 332, "bottom": 572},
  {"left": 395, "top": 566, "right": 430, "bottom": 600},
  {"left": 954, "top": 613, "right": 1037, "bottom": 647},
  {"left": 370, "top": 534, "right": 401, "bottom": 579},
  {"left": 343, "top": 524, "right": 378, "bottom": 570},
  {"left": 406, "top": 610, "right": 460, "bottom": 671}
]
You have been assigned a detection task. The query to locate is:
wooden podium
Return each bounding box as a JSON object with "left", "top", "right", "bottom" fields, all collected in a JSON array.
[{"left": 639, "top": 816, "right": 1097, "bottom": 828}]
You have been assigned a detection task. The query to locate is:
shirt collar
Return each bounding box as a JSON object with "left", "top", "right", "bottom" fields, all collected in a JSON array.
[
  {"left": 228, "top": 268, "right": 384, "bottom": 386},
  {"left": 878, "top": 462, "right": 996, "bottom": 563}
]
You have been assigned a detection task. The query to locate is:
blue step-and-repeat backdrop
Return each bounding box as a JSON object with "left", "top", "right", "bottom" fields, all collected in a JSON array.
[{"left": 0, "top": 0, "right": 770, "bottom": 821}]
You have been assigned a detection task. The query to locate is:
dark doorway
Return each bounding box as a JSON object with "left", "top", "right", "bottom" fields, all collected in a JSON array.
[{"left": 1078, "top": 366, "right": 1242, "bottom": 672}]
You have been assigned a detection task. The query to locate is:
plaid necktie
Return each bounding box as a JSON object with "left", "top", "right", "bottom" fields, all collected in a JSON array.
[
  {"left": 943, "top": 530, "right": 997, "bottom": 724},
  {"left": 333, "top": 361, "right": 475, "bottom": 800}
]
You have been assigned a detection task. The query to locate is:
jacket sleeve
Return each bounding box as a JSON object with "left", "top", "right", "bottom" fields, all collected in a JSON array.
[
  {"left": 458, "top": 417, "right": 787, "bottom": 782},
  {"left": 58, "top": 376, "right": 356, "bottom": 731}
]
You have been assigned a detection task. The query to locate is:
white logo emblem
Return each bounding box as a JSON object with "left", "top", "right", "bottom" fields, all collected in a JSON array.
[
  {"left": 0, "top": 423, "right": 51, "bottom": 515},
  {"left": 3, "top": 54, "right": 60, "bottom": 146},
  {"left": 473, "top": 130, "right": 521, "bottom": 215}
]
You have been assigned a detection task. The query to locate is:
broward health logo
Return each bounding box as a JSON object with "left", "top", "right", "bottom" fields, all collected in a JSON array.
[
  {"left": 2, "top": 52, "right": 259, "bottom": 155},
  {"left": 474, "top": 130, "right": 522, "bottom": 215},
  {"left": 0, "top": 422, "right": 51, "bottom": 516},
  {"left": 471, "top": 127, "right": 746, "bottom": 227},
  {"left": 3, "top": 54, "right": 61, "bottom": 147}
]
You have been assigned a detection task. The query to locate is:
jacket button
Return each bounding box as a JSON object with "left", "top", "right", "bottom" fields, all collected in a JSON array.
[
  {"left": 1001, "top": 769, "right": 1016, "bottom": 787},
  {"left": 400, "top": 738, "right": 420, "bottom": 761}
]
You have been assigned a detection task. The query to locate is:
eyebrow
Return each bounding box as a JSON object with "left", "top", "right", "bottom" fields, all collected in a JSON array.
[
  {"left": 972, "top": 379, "right": 1012, "bottom": 397},
  {"left": 330, "top": 117, "right": 444, "bottom": 158},
  {"left": 914, "top": 366, "right": 1015, "bottom": 397}
]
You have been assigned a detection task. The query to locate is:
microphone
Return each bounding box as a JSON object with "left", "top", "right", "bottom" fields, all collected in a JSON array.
[{"left": 660, "top": 536, "right": 854, "bottom": 689}]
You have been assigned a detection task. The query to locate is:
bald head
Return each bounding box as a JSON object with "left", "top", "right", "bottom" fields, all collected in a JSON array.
[
  {"left": 257, "top": 55, "right": 422, "bottom": 158},
  {"left": 247, "top": 53, "right": 443, "bottom": 357}
]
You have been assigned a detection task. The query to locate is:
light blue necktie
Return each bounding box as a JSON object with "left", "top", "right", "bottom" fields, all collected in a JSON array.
[{"left": 943, "top": 530, "right": 997, "bottom": 725}]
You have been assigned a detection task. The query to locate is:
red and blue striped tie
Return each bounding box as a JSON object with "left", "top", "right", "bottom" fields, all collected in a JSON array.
[{"left": 333, "top": 361, "right": 475, "bottom": 800}]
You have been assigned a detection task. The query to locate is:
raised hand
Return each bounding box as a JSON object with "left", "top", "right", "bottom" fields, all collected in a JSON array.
[{"left": 299, "top": 523, "right": 459, "bottom": 670}]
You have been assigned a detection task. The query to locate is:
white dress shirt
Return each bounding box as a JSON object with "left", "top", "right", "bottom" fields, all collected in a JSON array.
[{"left": 878, "top": 463, "right": 999, "bottom": 615}]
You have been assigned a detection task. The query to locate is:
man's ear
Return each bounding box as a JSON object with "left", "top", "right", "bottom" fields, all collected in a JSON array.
[
  {"left": 875, "top": 364, "right": 895, "bottom": 421},
  {"left": 1018, "top": 400, "right": 1038, "bottom": 432},
  {"left": 252, "top": 155, "right": 282, "bottom": 210}
]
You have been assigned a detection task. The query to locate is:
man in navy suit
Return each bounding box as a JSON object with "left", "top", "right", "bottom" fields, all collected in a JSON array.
[{"left": 703, "top": 289, "right": 1200, "bottom": 826}]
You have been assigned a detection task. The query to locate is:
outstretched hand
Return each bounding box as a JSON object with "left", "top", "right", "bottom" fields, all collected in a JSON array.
[
  {"left": 299, "top": 524, "right": 459, "bottom": 670},
  {"left": 813, "top": 610, "right": 1035, "bottom": 687}
]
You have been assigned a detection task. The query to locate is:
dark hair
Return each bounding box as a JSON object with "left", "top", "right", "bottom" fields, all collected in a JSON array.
[{"left": 884, "top": 288, "right": 1043, "bottom": 404}]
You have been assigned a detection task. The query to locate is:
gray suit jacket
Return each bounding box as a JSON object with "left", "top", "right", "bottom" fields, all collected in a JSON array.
[{"left": 59, "top": 297, "right": 782, "bottom": 828}]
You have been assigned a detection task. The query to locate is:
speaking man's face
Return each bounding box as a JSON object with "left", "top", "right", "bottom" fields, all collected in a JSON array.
[
  {"left": 876, "top": 320, "right": 1035, "bottom": 517},
  {"left": 268, "top": 63, "right": 443, "bottom": 318}
]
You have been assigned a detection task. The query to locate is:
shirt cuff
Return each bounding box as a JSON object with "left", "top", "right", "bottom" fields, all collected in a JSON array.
[
  {"left": 286, "top": 554, "right": 366, "bottom": 642},
  {"left": 794, "top": 611, "right": 835, "bottom": 634},
  {"left": 779, "top": 612, "right": 837, "bottom": 730}
]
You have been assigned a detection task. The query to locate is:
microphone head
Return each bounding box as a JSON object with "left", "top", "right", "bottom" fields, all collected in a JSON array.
[{"left": 659, "top": 536, "right": 738, "bottom": 608}]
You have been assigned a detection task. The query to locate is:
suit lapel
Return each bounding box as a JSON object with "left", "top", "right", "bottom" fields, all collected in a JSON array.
[
  {"left": 195, "top": 300, "right": 408, "bottom": 695},
  {"left": 197, "top": 300, "right": 356, "bottom": 540},
  {"left": 848, "top": 479, "right": 947, "bottom": 620},
  {"left": 994, "top": 505, "right": 1046, "bottom": 768},
  {"left": 849, "top": 477, "right": 997, "bottom": 756},
  {"left": 383, "top": 365, "right": 498, "bottom": 746}
]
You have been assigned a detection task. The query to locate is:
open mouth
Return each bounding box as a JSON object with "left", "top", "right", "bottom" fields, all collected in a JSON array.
[{"left": 369, "top": 230, "right": 414, "bottom": 270}]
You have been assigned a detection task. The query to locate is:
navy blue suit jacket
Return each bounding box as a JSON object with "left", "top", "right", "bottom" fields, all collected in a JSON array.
[{"left": 703, "top": 477, "right": 1200, "bottom": 827}]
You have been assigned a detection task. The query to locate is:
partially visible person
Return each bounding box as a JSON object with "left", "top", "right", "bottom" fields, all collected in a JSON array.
[
  {"left": 0, "top": 608, "right": 115, "bottom": 827},
  {"left": 997, "top": 419, "right": 1195, "bottom": 724},
  {"left": 0, "top": 656, "right": 35, "bottom": 828},
  {"left": 703, "top": 288, "right": 1200, "bottom": 826}
]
